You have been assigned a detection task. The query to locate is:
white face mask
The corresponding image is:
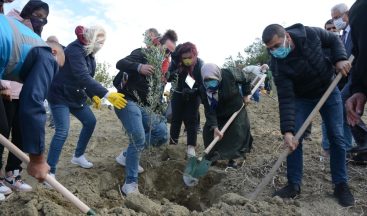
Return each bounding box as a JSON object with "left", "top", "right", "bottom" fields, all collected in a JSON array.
[
  {"left": 92, "top": 42, "right": 103, "bottom": 54},
  {"left": 333, "top": 17, "right": 347, "bottom": 30}
]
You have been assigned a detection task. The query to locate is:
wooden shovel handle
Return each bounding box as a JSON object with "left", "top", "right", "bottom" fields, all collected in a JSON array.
[
  {"left": 0, "top": 134, "right": 95, "bottom": 215},
  {"left": 204, "top": 103, "right": 245, "bottom": 154},
  {"left": 248, "top": 55, "right": 355, "bottom": 200}
]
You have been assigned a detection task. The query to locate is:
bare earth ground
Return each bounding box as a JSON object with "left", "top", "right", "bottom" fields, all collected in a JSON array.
[{"left": 0, "top": 95, "right": 366, "bottom": 216}]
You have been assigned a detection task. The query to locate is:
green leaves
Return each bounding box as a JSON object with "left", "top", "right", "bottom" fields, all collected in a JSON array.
[
  {"left": 135, "top": 32, "right": 167, "bottom": 116},
  {"left": 94, "top": 62, "right": 113, "bottom": 88}
]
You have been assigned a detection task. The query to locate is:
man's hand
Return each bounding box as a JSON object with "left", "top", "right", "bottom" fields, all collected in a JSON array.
[
  {"left": 27, "top": 154, "right": 50, "bottom": 182},
  {"left": 0, "top": 89, "right": 11, "bottom": 101},
  {"left": 213, "top": 127, "right": 223, "bottom": 140},
  {"left": 139, "top": 64, "right": 154, "bottom": 76},
  {"left": 335, "top": 60, "right": 351, "bottom": 77},
  {"left": 346, "top": 92, "right": 367, "bottom": 126},
  {"left": 284, "top": 132, "right": 299, "bottom": 152},
  {"left": 243, "top": 95, "right": 251, "bottom": 106}
]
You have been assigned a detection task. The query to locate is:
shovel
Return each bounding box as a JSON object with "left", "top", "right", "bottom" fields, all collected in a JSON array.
[
  {"left": 0, "top": 134, "right": 96, "bottom": 215},
  {"left": 248, "top": 55, "right": 355, "bottom": 200},
  {"left": 183, "top": 103, "right": 245, "bottom": 187}
]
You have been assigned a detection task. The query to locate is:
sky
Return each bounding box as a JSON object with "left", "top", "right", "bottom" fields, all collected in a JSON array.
[{"left": 3, "top": 0, "right": 356, "bottom": 76}]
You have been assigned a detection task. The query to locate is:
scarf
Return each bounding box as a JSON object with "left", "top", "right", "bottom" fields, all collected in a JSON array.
[{"left": 201, "top": 63, "right": 222, "bottom": 110}]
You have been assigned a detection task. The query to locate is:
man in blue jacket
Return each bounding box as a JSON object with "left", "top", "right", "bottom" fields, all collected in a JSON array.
[
  {"left": 262, "top": 23, "right": 354, "bottom": 207},
  {"left": 0, "top": 14, "right": 65, "bottom": 182}
]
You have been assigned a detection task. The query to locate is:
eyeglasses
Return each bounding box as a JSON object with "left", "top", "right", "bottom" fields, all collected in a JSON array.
[{"left": 326, "top": 27, "right": 336, "bottom": 31}]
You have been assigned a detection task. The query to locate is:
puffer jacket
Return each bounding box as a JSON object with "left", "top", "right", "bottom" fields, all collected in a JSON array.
[{"left": 270, "top": 23, "right": 347, "bottom": 134}]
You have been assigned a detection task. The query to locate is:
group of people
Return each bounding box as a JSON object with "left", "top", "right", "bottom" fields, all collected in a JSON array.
[{"left": 0, "top": 0, "right": 366, "bottom": 209}]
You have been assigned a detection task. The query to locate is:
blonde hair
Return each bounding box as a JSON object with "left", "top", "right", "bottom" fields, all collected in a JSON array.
[{"left": 83, "top": 25, "right": 106, "bottom": 55}]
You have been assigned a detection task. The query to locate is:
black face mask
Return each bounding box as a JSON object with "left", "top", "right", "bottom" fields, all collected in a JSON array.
[{"left": 30, "top": 16, "right": 47, "bottom": 36}]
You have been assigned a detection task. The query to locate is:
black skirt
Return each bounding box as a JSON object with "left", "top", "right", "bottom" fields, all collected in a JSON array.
[{"left": 203, "top": 108, "right": 253, "bottom": 161}]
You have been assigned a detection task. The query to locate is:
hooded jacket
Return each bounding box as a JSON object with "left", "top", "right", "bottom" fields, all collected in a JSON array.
[
  {"left": 48, "top": 40, "right": 108, "bottom": 108},
  {"left": 270, "top": 23, "right": 347, "bottom": 134}
]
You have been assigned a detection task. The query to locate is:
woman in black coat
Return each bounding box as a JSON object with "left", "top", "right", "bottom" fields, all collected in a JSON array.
[
  {"left": 200, "top": 63, "right": 253, "bottom": 168},
  {"left": 168, "top": 42, "right": 203, "bottom": 157}
]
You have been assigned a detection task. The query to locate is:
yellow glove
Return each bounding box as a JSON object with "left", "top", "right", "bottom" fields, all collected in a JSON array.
[
  {"left": 107, "top": 92, "right": 127, "bottom": 109},
  {"left": 92, "top": 96, "right": 101, "bottom": 109}
]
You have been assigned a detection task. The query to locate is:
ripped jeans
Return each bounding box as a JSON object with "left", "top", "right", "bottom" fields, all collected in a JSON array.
[{"left": 114, "top": 100, "right": 168, "bottom": 183}]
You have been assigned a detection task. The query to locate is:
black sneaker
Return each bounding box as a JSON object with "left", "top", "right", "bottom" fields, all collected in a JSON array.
[
  {"left": 333, "top": 182, "right": 355, "bottom": 207},
  {"left": 350, "top": 152, "right": 367, "bottom": 165},
  {"left": 272, "top": 183, "right": 300, "bottom": 198},
  {"left": 227, "top": 160, "right": 238, "bottom": 169}
]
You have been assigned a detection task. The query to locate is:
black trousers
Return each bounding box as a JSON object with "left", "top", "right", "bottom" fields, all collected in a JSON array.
[
  {"left": 170, "top": 92, "right": 201, "bottom": 146},
  {"left": 0, "top": 98, "right": 9, "bottom": 171},
  {"left": 0, "top": 99, "right": 23, "bottom": 172}
]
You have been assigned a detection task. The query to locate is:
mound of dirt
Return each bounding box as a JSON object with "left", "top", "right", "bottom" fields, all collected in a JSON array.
[{"left": 1, "top": 95, "right": 366, "bottom": 215}]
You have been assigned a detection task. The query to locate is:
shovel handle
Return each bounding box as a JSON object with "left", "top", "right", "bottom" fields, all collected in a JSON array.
[
  {"left": 0, "top": 134, "right": 95, "bottom": 215},
  {"left": 248, "top": 55, "right": 354, "bottom": 200},
  {"left": 251, "top": 74, "right": 267, "bottom": 96}
]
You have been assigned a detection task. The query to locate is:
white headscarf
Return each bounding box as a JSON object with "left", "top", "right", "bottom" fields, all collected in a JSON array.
[{"left": 83, "top": 25, "right": 106, "bottom": 56}]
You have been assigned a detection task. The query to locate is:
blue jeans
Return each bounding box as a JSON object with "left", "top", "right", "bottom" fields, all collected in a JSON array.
[
  {"left": 321, "top": 120, "right": 352, "bottom": 151},
  {"left": 287, "top": 88, "right": 348, "bottom": 185},
  {"left": 114, "top": 101, "right": 168, "bottom": 184},
  {"left": 321, "top": 79, "right": 353, "bottom": 151},
  {"left": 47, "top": 104, "right": 96, "bottom": 174},
  {"left": 251, "top": 88, "right": 260, "bottom": 103}
]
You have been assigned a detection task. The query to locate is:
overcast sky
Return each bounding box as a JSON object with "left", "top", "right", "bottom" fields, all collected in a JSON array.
[{"left": 4, "top": 0, "right": 355, "bottom": 75}]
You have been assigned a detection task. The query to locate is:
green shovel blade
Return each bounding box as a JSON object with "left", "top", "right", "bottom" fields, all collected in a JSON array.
[{"left": 184, "top": 156, "right": 212, "bottom": 179}]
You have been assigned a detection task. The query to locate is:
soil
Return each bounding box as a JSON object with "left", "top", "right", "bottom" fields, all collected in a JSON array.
[{"left": 1, "top": 95, "right": 366, "bottom": 216}]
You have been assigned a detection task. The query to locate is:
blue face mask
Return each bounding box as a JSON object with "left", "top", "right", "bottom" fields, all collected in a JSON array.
[
  {"left": 270, "top": 38, "right": 291, "bottom": 59},
  {"left": 204, "top": 79, "right": 219, "bottom": 90}
]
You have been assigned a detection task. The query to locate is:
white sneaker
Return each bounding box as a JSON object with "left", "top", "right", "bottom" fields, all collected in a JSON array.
[
  {"left": 71, "top": 154, "right": 93, "bottom": 169},
  {"left": 121, "top": 182, "right": 139, "bottom": 195},
  {"left": 187, "top": 145, "right": 196, "bottom": 158},
  {"left": 43, "top": 173, "right": 56, "bottom": 189},
  {"left": 116, "top": 151, "right": 144, "bottom": 173},
  {"left": 0, "top": 193, "right": 5, "bottom": 201},
  {"left": 5, "top": 170, "right": 32, "bottom": 192},
  {"left": 0, "top": 180, "right": 12, "bottom": 195}
]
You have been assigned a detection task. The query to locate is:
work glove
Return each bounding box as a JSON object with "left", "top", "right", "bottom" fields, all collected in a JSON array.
[
  {"left": 106, "top": 92, "right": 127, "bottom": 109},
  {"left": 92, "top": 96, "right": 101, "bottom": 109}
]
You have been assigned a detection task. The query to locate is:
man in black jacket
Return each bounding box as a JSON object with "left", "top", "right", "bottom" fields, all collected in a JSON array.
[
  {"left": 262, "top": 23, "right": 354, "bottom": 207},
  {"left": 113, "top": 28, "right": 168, "bottom": 195}
]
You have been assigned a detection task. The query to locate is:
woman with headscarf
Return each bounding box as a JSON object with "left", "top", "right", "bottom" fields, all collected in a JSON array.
[
  {"left": 168, "top": 42, "right": 204, "bottom": 157},
  {"left": 0, "top": 0, "right": 49, "bottom": 193},
  {"left": 200, "top": 63, "right": 253, "bottom": 168},
  {"left": 46, "top": 25, "right": 127, "bottom": 181}
]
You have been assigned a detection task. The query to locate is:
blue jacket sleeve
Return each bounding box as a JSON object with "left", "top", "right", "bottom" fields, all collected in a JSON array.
[
  {"left": 19, "top": 47, "right": 58, "bottom": 154},
  {"left": 67, "top": 45, "right": 108, "bottom": 98}
]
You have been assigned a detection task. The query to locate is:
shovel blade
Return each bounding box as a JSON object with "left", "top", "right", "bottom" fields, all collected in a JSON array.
[{"left": 183, "top": 156, "right": 212, "bottom": 187}]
